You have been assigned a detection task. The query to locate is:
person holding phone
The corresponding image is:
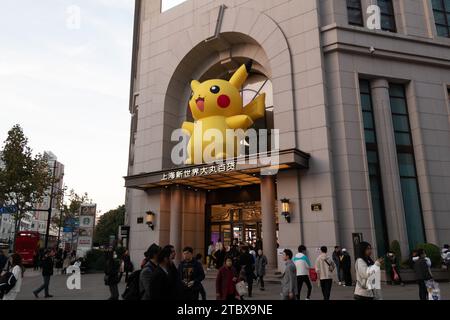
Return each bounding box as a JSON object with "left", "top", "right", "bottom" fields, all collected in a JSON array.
[{"left": 354, "top": 242, "right": 383, "bottom": 300}]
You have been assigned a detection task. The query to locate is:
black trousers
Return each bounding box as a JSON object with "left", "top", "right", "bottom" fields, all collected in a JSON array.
[
  {"left": 34, "top": 275, "right": 51, "bottom": 297},
  {"left": 258, "top": 276, "right": 265, "bottom": 289},
  {"left": 109, "top": 283, "right": 119, "bottom": 300},
  {"left": 418, "top": 280, "right": 428, "bottom": 300},
  {"left": 297, "top": 275, "right": 312, "bottom": 299},
  {"left": 320, "top": 279, "right": 333, "bottom": 300}
]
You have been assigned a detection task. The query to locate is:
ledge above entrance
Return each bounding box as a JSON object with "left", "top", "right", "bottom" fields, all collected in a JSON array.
[{"left": 124, "top": 149, "right": 310, "bottom": 191}]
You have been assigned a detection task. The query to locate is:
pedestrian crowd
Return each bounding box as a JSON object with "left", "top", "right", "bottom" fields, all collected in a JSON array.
[{"left": 0, "top": 241, "right": 449, "bottom": 301}]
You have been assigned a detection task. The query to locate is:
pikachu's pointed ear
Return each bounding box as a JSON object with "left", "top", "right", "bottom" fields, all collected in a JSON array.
[
  {"left": 191, "top": 80, "right": 200, "bottom": 91},
  {"left": 229, "top": 60, "right": 253, "bottom": 89}
]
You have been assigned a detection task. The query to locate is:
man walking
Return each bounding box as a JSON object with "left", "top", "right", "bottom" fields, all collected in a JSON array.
[
  {"left": 316, "top": 246, "right": 335, "bottom": 300},
  {"left": 178, "top": 246, "right": 205, "bottom": 300},
  {"left": 280, "top": 249, "right": 297, "bottom": 300},
  {"left": 33, "top": 249, "right": 54, "bottom": 298}
]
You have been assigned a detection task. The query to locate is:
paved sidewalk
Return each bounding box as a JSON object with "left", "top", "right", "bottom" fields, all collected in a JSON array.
[{"left": 14, "top": 270, "right": 450, "bottom": 301}]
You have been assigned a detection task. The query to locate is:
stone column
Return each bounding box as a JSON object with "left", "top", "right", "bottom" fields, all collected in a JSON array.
[
  {"left": 371, "top": 79, "right": 409, "bottom": 255},
  {"left": 170, "top": 186, "right": 183, "bottom": 264},
  {"left": 260, "top": 175, "right": 278, "bottom": 269}
]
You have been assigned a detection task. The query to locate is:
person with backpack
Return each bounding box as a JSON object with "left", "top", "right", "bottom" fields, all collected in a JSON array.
[
  {"left": 293, "top": 245, "right": 313, "bottom": 300},
  {"left": 315, "top": 246, "right": 335, "bottom": 300},
  {"left": 104, "top": 250, "right": 121, "bottom": 300},
  {"left": 33, "top": 249, "right": 55, "bottom": 299},
  {"left": 1, "top": 253, "right": 24, "bottom": 300},
  {"left": 178, "top": 247, "right": 205, "bottom": 300},
  {"left": 139, "top": 244, "right": 160, "bottom": 300},
  {"left": 354, "top": 242, "right": 383, "bottom": 300},
  {"left": 413, "top": 248, "right": 433, "bottom": 300}
]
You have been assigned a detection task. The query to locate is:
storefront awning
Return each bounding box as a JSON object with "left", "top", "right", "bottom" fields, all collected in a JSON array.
[{"left": 124, "top": 149, "right": 310, "bottom": 191}]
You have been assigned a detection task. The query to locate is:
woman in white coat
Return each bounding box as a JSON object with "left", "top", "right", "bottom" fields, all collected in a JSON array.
[
  {"left": 354, "top": 242, "right": 383, "bottom": 300},
  {"left": 2, "top": 253, "right": 25, "bottom": 300}
]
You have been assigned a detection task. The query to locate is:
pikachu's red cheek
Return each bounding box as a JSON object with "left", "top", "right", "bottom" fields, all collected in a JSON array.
[{"left": 217, "top": 95, "right": 231, "bottom": 108}]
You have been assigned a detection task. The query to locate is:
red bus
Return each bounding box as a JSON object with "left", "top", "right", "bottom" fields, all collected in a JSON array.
[{"left": 15, "top": 231, "right": 41, "bottom": 266}]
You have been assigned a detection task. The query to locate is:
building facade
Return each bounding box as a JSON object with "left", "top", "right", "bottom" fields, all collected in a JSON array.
[
  {"left": 31, "top": 151, "right": 65, "bottom": 237},
  {"left": 125, "top": 0, "right": 450, "bottom": 269}
]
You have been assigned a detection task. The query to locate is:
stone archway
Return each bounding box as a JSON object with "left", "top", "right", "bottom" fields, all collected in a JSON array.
[{"left": 159, "top": 7, "right": 298, "bottom": 168}]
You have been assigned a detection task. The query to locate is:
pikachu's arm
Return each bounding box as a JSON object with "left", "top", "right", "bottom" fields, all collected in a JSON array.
[
  {"left": 182, "top": 121, "right": 194, "bottom": 136},
  {"left": 226, "top": 115, "right": 254, "bottom": 130},
  {"left": 243, "top": 93, "right": 266, "bottom": 121}
]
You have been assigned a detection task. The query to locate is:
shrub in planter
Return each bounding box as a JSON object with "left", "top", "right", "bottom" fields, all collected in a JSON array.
[{"left": 416, "top": 243, "right": 441, "bottom": 268}]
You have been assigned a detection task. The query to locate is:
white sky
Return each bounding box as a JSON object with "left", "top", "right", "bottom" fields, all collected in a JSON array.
[
  {"left": 0, "top": 0, "right": 135, "bottom": 215},
  {"left": 162, "top": 0, "right": 187, "bottom": 12}
]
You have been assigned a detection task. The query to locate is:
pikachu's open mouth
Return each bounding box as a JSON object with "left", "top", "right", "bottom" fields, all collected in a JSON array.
[{"left": 196, "top": 97, "right": 205, "bottom": 112}]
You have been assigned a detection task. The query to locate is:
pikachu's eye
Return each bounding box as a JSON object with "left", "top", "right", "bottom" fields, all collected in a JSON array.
[{"left": 210, "top": 86, "right": 220, "bottom": 94}]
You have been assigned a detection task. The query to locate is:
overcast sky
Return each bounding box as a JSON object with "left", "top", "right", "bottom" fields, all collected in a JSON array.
[{"left": 0, "top": 0, "right": 136, "bottom": 215}]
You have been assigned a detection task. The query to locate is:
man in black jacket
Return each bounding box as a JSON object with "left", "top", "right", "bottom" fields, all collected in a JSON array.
[
  {"left": 33, "top": 249, "right": 54, "bottom": 298},
  {"left": 178, "top": 247, "right": 205, "bottom": 300},
  {"left": 149, "top": 246, "right": 173, "bottom": 300},
  {"left": 413, "top": 249, "right": 433, "bottom": 300}
]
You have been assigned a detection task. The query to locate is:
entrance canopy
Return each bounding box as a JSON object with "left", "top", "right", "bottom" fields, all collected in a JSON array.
[{"left": 125, "top": 149, "right": 310, "bottom": 191}]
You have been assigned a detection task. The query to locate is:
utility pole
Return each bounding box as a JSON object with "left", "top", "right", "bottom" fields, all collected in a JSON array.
[{"left": 44, "top": 161, "right": 57, "bottom": 249}]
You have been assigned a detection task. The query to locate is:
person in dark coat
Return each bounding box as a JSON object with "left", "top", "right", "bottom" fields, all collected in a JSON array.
[
  {"left": 122, "top": 250, "right": 134, "bottom": 283},
  {"left": 413, "top": 249, "right": 433, "bottom": 300},
  {"left": 340, "top": 249, "right": 353, "bottom": 286},
  {"left": 104, "top": 250, "right": 121, "bottom": 300},
  {"left": 33, "top": 249, "right": 54, "bottom": 298},
  {"left": 214, "top": 246, "right": 226, "bottom": 269},
  {"left": 332, "top": 246, "right": 342, "bottom": 285},
  {"left": 255, "top": 249, "right": 268, "bottom": 291},
  {"left": 238, "top": 246, "right": 255, "bottom": 297},
  {"left": 216, "top": 257, "right": 240, "bottom": 301},
  {"left": 178, "top": 247, "right": 206, "bottom": 300},
  {"left": 140, "top": 244, "right": 161, "bottom": 300},
  {"left": 385, "top": 251, "right": 404, "bottom": 286},
  {"left": 0, "top": 249, "right": 7, "bottom": 271},
  {"left": 148, "top": 246, "right": 174, "bottom": 300}
]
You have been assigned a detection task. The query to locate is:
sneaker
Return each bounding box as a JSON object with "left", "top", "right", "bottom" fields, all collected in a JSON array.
[
  {"left": 33, "top": 292, "right": 39, "bottom": 299},
  {"left": 305, "top": 298, "right": 310, "bottom": 301},
  {"left": 45, "top": 295, "right": 54, "bottom": 298},
  {"left": 260, "top": 288, "right": 265, "bottom": 291}
]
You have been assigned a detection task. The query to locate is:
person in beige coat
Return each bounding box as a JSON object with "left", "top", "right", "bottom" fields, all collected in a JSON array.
[{"left": 315, "top": 246, "right": 335, "bottom": 300}]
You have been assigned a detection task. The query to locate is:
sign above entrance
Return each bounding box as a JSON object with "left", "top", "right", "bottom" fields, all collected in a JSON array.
[{"left": 161, "top": 161, "right": 236, "bottom": 182}]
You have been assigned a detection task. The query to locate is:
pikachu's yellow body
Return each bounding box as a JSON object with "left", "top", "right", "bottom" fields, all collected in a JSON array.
[{"left": 182, "top": 61, "right": 266, "bottom": 164}]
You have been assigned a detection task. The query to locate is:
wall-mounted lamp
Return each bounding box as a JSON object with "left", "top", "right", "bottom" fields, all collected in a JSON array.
[
  {"left": 146, "top": 211, "right": 156, "bottom": 230},
  {"left": 281, "top": 198, "right": 291, "bottom": 223}
]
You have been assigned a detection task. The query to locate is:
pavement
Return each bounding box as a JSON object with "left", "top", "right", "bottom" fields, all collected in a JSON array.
[{"left": 14, "top": 269, "right": 450, "bottom": 300}]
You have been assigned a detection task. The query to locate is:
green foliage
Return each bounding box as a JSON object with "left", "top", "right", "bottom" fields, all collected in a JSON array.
[
  {"left": 389, "top": 240, "right": 402, "bottom": 264},
  {"left": 85, "top": 249, "right": 106, "bottom": 272},
  {"left": 51, "top": 190, "right": 91, "bottom": 231},
  {"left": 93, "top": 205, "right": 125, "bottom": 247},
  {"left": 416, "top": 243, "right": 441, "bottom": 268},
  {"left": 0, "top": 125, "right": 53, "bottom": 250}
]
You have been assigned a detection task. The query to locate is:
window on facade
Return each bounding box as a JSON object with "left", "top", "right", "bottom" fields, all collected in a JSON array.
[
  {"left": 161, "top": 0, "right": 187, "bottom": 12},
  {"left": 432, "top": 0, "right": 450, "bottom": 37},
  {"left": 359, "top": 79, "right": 389, "bottom": 256},
  {"left": 347, "top": 0, "right": 364, "bottom": 26},
  {"left": 389, "top": 84, "right": 426, "bottom": 250},
  {"left": 378, "top": 0, "right": 397, "bottom": 32}
]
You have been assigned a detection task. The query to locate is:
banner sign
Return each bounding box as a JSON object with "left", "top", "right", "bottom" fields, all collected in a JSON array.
[{"left": 77, "top": 204, "right": 96, "bottom": 257}]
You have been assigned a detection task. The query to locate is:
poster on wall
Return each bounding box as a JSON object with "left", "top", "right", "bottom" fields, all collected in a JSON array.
[{"left": 77, "top": 203, "right": 97, "bottom": 257}]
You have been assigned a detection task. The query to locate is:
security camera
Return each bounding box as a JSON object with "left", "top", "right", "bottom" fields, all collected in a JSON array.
[{"left": 369, "top": 46, "right": 376, "bottom": 54}]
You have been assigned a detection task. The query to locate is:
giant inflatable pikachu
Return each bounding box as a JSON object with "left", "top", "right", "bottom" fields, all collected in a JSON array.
[{"left": 182, "top": 60, "right": 266, "bottom": 164}]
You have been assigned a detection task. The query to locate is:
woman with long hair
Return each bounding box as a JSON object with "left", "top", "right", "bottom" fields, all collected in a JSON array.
[
  {"left": 2, "top": 253, "right": 25, "bottom": 300},
  {"left": 354, "top": 242, "right": 383, "bottom": 300}
]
